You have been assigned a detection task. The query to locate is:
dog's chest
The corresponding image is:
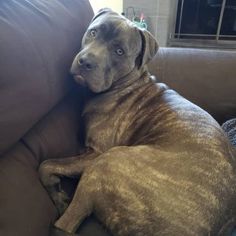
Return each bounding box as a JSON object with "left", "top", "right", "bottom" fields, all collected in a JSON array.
[
  {"left": 83, "top": 87, "right": 153, "bottom": 153},
  {"left": 84, "top": 100, "right": 133, "bottom": 153},
  {"left": 85, "top": 117, "right": 118, "bottom": 153}
]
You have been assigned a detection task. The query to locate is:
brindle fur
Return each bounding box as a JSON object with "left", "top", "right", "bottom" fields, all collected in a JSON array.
[{"left": 39, "top": 9, "right": 236, "bottom": 236}]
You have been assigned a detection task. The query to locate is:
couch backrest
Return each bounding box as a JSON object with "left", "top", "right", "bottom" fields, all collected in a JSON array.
[
  {"left": 0, "top": 0, "right": 93, "bottom": 155},
  {"left": 148, "top": 47, "right": 236, "bottom": 124}
]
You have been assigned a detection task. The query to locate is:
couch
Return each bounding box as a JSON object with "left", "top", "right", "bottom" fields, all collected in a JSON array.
[{"left": 0, "top": 1, "right": 236, "bottom": 236}]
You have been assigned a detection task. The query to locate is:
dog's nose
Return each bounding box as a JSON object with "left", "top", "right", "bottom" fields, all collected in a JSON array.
[{"left": 78, "top": 56, "right": 96, "bottom": 71}]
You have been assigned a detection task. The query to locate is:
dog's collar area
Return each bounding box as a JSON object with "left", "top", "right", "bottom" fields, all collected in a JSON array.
[
  {"left": 139, "top": 71, "right": 156, "bottom": 86},
  {"left": 143, "top": 72, "right": 156, "bottom": 84},
  {"left": 111, "top": 68, "right": 152, "bottom": 91},
  {"left": 106, "top": 70, "right": 158, "bottom": 101}
]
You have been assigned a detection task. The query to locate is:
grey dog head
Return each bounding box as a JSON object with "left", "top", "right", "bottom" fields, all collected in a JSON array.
[{"left": 70, "top": 8, "right": 158, "bottom": 93}]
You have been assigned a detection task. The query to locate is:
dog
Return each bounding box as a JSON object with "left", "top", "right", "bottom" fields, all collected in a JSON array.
[{"left": 39, "top": 9, "right": 236, "bottom": 236}]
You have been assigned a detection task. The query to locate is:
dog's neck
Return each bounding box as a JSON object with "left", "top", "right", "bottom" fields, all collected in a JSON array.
[
  {"left": 111, "top": 66, "right": 151, "bottom": 92},
  {"left": 82, "top": 66, "right": 169, "bottom": 153},
  {"left": 84, "top": 66, "right": 161, "bottom": 109},
  {"left": 84, "top": 66, "right": 157, "bottom": 106}
]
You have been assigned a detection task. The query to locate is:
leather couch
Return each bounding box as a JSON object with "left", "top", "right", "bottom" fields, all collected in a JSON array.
[{"left": 0, "top": 1, "right": 235, "bottom": 236}]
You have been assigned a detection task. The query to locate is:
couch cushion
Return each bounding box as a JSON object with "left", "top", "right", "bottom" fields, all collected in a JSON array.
[
  {"left": 0, "top": 142, "right": 57, "bottom": 236},
  {"left": 0, "top": 141, "right": 111, "bottom": 236},
  {"left": 22, "top": 87, "right": 84, "bottom": 163},
  {"left": 0, "top": 0, "right": 93, "bottom": 155}
]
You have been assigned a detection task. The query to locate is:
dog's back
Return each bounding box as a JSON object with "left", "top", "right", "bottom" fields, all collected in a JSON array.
[{"left": 81, "top": 80, "right": 236, "bottom": 236}]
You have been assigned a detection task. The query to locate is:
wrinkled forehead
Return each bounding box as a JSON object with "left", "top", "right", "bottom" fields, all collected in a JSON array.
[{"left": 88, "top": 13, "right": 142, "bottom": 49}]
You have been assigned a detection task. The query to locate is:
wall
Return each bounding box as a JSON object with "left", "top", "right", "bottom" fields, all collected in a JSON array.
[
  {"left": 89, "top": 0, "right": 123, "bottom": 14},
  {"left": 123, "top": 0, "right": 177, "bottom": 47}
]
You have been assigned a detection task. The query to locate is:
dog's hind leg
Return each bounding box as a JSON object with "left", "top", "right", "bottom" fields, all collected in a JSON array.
[
  {"left": 50, "top": 226, "right": 78, "bottom": 236},
  {"left": 39, "top": 150, "right": 98, "bottom": 185},
  {"left": 39, "top": 149, "right": 99, "bottom": 214},
  {"left": 54, "top": 171, "right": 95, "bottom": 234}
]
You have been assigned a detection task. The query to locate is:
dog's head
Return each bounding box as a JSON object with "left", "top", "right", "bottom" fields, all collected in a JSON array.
[{"left": 70, "top": 8, "right": 158, "bottom": 93}]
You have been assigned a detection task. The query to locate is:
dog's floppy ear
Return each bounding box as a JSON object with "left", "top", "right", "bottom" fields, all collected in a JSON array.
[
  {"left": 137, "top": 28, "right": 159, "bottom": 68},
  {"left": 91, "top": 8, "right": 113, "bottom": 22}
]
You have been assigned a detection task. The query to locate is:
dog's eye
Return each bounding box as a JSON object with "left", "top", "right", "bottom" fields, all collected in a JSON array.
[
  {"left": 90, "top": 29, "right": 97, "bottom": 37},
  {"left": 115, "top": 48, "right": 124, "bottom": 56}
]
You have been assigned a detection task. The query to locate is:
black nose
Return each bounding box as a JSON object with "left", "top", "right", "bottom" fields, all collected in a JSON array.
[{"left": 78, "top": 56, "right": 95, "bottom": 71}]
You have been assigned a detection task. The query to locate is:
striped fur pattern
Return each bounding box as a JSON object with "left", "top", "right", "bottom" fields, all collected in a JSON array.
[
  {"left": 77, "top": 74, "right": 236, "bottom": 235},
  {"left": 39, "top": 8, "right": 236, "bottom": 236}
]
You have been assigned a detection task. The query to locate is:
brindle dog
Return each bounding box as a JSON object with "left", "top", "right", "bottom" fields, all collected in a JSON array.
[{"left": 39, "top": 9, "right": 236, "bottom": 236}]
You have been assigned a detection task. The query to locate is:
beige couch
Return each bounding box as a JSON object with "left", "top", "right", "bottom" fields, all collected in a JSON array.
[{"left": 0, "top": 0, "right": 236, "bottom": 236}]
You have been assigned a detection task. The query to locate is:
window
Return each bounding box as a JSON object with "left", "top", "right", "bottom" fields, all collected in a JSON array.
[{"left": 169, "top": 0, "right": 236, "bottom": 48}]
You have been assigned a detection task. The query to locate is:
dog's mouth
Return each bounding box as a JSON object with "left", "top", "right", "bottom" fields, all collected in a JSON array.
[{"left": 73, "top": 74, "right": 86, "bottom": 86}]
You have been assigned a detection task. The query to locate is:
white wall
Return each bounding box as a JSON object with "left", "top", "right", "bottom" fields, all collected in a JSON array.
[
  {"left": 89, "top": 0, "right": 123, "bottom": 14},
  {"left": 123, "top": 0, "right": 177, "bottom": 47}
]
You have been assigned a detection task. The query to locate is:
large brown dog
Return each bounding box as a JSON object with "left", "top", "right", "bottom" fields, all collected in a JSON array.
[{"left": 39, "top": 9, "right": 236, "bottom": 236}]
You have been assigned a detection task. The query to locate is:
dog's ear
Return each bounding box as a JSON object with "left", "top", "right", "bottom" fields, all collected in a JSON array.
[
  {"left": 136, "top": 28, "right": 159, "bottom": 69},
  {"left": 91, "top": 8, "right": 113, "bottom": 22}
]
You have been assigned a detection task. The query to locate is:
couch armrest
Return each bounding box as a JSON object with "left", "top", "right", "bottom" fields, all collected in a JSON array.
[{"left": 148, "top": 47, "right": 236, "bottom": 123}]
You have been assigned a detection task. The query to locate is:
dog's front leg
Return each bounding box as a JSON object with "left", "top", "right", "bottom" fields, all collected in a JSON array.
[{"left": 39, "top": 149, "right": 98, "bottom": 214}]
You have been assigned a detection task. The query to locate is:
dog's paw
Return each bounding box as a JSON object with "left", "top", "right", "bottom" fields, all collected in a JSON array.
[
  {"left": 39, "top": 162, "right": 61, "bottom": 187},
  {"left": 52, "top": 190, "right": 70, "bottom": 215},
  {"left": 50, "top": 226, "right": 78, "bottom": 236}
]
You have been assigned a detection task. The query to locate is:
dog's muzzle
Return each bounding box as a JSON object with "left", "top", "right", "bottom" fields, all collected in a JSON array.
[
  {"left": 78, "top": 55, "right": 97, "bottom": 71},
  {"left": 71, "top": 53, "right": 99, "bottom": 86},
  {"left": 73, "top": 74, "right": 86, "bottom": 85}
]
